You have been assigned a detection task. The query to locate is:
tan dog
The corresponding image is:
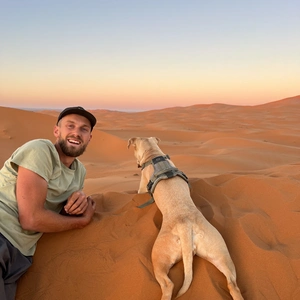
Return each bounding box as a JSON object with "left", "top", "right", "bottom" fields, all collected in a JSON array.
[{"left": 128, "top": 137, "right": 244, "bottom": 300}]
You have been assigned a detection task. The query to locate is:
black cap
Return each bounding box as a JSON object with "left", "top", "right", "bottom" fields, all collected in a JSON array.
[{"left": 57, "top": 106, "right": 97, "bottom": 130}]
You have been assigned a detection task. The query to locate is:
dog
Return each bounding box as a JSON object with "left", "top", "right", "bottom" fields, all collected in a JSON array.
[{"left": 128, "top": 137, "right": 244, "bottom": 300}]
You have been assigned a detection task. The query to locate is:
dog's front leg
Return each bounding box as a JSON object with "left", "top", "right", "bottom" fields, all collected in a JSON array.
[{"left": 138, "top": 171, "right": 149, "bottom": 193}]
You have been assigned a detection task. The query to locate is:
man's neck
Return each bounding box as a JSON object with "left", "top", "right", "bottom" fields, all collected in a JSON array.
[{"left": 54, "top": 143, "right": 76, "bottom": 168}]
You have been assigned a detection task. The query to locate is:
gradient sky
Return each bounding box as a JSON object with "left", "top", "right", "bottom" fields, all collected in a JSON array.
[{"left": 0, "top": 0, "right": 299, "bottom": 111}]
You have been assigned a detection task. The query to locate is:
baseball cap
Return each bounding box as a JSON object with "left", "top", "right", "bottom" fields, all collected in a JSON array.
[{"left": 57, "top": 106, "right": 97, "bottom": 130}]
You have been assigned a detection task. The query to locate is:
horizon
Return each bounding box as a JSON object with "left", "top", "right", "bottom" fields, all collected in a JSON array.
[
  {"left": 1, "top": 1, "right": 299, "bottom": 110},
  {"left": 1, "top": 94, "right": 299, "bottom": 113}
]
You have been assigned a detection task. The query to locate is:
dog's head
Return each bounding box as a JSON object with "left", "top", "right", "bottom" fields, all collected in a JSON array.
[{"left": 127, "top": 137, "right": 161, "bottom": 167}]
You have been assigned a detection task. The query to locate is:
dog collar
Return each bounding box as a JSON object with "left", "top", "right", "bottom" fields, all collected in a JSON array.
[{"left": 140, "top": 155, "right": 170, "bottom": 170}]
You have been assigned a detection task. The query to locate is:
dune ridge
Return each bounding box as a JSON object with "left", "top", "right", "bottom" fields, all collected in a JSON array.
[{"left": 0, "top": 95, "right": 299, "bottom": 299}]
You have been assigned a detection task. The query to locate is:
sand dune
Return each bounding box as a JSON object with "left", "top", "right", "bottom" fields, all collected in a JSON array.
[{"left": 1, "top": 95, "right": 300, "bottom": 299}]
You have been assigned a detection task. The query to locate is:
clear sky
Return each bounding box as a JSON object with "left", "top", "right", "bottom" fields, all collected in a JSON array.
[{"left": 0, "top": 0, "right": 299, "bottom": 111}]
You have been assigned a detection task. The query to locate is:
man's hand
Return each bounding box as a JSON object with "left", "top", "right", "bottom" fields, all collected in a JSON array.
[
  {"left": 82, "top": 196, "right": 96, "bottom": 223},
  {"left": 64, "top": 191, "right": 89, "bottom": 215}
]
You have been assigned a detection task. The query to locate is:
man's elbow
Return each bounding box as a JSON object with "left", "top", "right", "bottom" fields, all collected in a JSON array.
[{"left": 19, "top": 214, "right": 40, "bottom": 231}]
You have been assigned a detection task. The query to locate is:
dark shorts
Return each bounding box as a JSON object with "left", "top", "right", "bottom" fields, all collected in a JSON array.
[{"left": 0, "top": 233, "right": 33, "bottom": 300}]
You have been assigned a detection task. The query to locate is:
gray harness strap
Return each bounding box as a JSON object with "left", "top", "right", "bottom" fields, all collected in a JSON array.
[
  {"left": 137, "top": 197, "right": 155, "bottom": 208},
  {"left": 138, "top": 155, "right": 189, "bottom": 208}
]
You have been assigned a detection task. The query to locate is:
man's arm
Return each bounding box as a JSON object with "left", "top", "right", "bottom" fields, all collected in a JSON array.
[{"left": 16, "top": 166, "right": 95, "bottom": 232}]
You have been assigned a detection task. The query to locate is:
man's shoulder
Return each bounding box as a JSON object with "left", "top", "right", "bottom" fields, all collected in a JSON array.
[
  {"left": 25, "top": 139, "right": 54, "bottom": 147},
  {"left": 12, "top": 139, "right": 58, "bottom": 162},
  {"left": 21, "top": 139, "right": 56, "bottom": 153}
]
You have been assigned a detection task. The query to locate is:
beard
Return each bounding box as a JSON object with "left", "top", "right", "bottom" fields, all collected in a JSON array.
[{"left": 58, "top": 137, "right": 87, "bottom": 157}]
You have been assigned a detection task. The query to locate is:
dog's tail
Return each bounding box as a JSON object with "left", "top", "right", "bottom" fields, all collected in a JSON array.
[{"left": 175, "top": 225, "right": 194, "bottom": 299}]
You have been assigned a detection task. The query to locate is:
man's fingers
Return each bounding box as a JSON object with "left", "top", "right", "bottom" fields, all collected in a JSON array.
[
  {"left": 64, "top": 192, "right": 78, "bottom": 211},
  {"left": 68, "top": 200, "right": 88, "bottom": 215},
  {"left": 64, "top": 191, "right": 87, "bottom": 214}
]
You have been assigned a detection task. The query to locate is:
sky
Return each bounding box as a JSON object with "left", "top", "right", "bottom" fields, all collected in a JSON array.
[{"left": 0, "top": 0, "right": 299, "bottom": 111}]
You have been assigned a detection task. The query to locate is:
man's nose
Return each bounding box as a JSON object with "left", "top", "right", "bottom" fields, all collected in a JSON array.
[{"left": 71, "top": 128, "right": 82, "bottom": 137}]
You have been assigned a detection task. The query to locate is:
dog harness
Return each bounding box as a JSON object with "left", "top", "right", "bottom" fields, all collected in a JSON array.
[{"left": 138, "top": 155, "right": 189, "bottom": 208}]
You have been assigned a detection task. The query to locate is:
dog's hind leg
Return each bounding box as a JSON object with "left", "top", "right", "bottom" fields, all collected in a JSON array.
[
  {"left": 209, "top": 254, "right": 244, "bottom": 300},
  {"left": 152, "top": 256, "right": 174, "bottom": 300},
  {"left": 151, "top": 232, "right": 181, "bottom": 300}
]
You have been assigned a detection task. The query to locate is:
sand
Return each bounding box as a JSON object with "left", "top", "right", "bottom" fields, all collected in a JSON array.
[{"left": 1, "top": 95, "right": 300, "bottom": 299}]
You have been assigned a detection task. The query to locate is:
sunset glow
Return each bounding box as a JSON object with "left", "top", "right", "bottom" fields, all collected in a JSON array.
[{"left": 1, "top": 1, "right": 299, "bottom": 110}]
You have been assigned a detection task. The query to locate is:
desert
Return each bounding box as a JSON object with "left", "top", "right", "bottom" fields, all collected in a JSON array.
[{"left": 1, "top": 95, "right": 300, "bottom": 300}]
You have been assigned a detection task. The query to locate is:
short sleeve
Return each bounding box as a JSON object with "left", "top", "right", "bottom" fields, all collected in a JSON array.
[{"left": 10, "top": 139, "right": 61, "bottom": 182}]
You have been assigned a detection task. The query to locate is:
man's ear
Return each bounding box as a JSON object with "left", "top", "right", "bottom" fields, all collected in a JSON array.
[
  {"left": 53, "top": 125, "right": 59, "bottom": 138},
  {"left": 127, "top": 137, "right": 137, "bottom": 149}
]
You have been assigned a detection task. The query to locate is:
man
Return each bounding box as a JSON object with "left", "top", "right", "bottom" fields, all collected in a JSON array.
[{"left": 0, "top": 106, "right": 97, "bottom": 300}]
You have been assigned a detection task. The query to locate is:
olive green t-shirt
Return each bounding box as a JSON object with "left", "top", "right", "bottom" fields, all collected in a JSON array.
[{"left": 0, "top": 139, "right": 86, "bottom": 256}]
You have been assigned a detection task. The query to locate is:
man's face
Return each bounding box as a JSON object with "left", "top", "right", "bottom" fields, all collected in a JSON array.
[{"left": 54, "top": 114, "right": 92, "bottom": 157}]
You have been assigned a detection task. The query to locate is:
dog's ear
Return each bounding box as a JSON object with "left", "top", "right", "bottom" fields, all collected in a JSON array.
[
  {"left": 127, "top": 137, "right": 136, "bottom": 149},
  {"left": 154, "top": 137, "right": 161, "bottom": 144}
]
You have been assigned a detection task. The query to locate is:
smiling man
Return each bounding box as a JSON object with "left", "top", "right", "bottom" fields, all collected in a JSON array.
[{"left": 0, "top": 106, "right": 97, "bottom": 300}]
